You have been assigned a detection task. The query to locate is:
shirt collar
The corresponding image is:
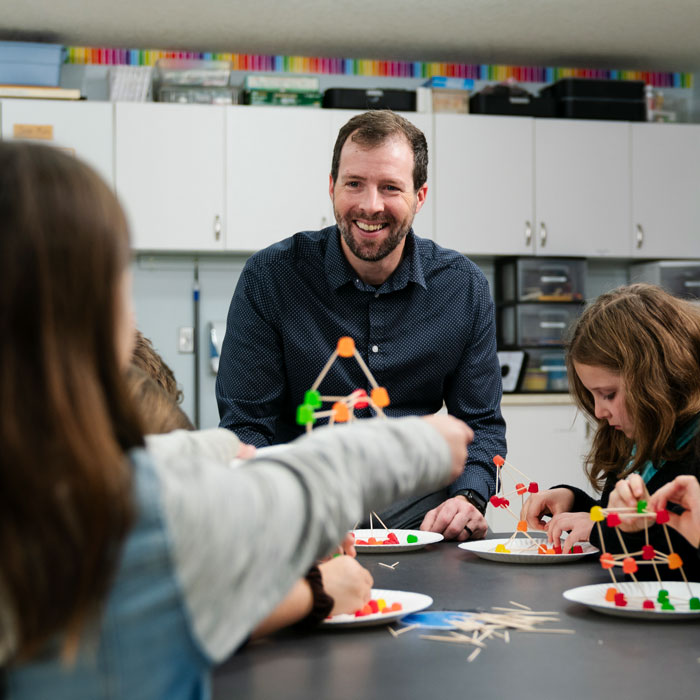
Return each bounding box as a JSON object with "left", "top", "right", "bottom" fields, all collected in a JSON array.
[{"left": 324, "top": 226, "right": 427, "bottom": 292}]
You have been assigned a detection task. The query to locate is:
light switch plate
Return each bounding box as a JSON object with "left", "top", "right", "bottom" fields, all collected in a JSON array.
[{"left": 178, "top": 326, "right": 194, "bottom": 353}]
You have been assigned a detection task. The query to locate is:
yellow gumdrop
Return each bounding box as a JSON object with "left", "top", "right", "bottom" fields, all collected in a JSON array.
[
  {"left": 495, "top": 543, "right": 510, "bottom": 553},
  {"left": 590, "top": 506, "right": 605, "bottom": 522},
  {"left": 376, "top": 598, "right": 386, "bottom": 611}
]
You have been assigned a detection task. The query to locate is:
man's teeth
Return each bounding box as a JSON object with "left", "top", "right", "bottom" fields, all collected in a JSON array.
[{"left": 355, "top": 221, "right": 385, "bottom": 232}]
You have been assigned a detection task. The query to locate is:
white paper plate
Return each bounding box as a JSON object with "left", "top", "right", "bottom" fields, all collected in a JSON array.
[
  {"left": 352, "top": 528, "right": 443, "bottom": 553},
  {"left": 323, "top": 588, "right": 433, "bottom": 627},
  {"left": 458, "top": 536, "right": 598, "bottom": 564},
  {"left": 563, "top": 581, "right": 700, "bottom": 619}
]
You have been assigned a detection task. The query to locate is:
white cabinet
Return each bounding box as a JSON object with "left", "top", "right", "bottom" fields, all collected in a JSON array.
[
  {"left": 226, "top": 106, "right": 335, "bottom": 251},
  {"left": 535, "top": 120, "right": 631, "bottom": 257},
  {"left": 434, "top": 114, "right": 534, "bottom": 255},
  {"left": 631, "top": 123, "right": 700, "bottom": 259},
  {"left": 489, "top": 401, "right": 594, "bottom": 532},
  {"left": 0, "top": 99, "right": 114, "bottom": 186},
  {"left": 115, "top": 103, "right": 226, "bottom": 251}
]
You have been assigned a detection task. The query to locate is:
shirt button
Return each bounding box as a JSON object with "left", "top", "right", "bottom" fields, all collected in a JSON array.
[
  {"left": 372, "top": 345, "right": 379, "bottom": 353},
  {"left": 374, "top": 292, "right": 380, "bottom": 298}
]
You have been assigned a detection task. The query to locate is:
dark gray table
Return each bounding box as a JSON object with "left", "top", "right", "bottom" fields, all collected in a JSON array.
[{"left": 214, "top": 538, "right": 700, "bottom": 699}]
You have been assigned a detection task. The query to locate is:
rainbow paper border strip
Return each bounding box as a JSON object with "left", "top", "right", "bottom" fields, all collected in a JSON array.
[{"left": 65, "top": 47, "right": 693, "bottom": 89}]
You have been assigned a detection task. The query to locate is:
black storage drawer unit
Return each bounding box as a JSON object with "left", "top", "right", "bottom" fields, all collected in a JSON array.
[
  {"left": 499, "top": 303, "right": 583, "bottom": 347},
  {"left": 469, "top": 93, "right": 556, "bottom": 117},
  {"left": 322, "top": 88, "right": 416, "bottom": 111}
]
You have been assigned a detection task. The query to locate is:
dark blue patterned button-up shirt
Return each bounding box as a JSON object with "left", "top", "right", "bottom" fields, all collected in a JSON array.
[{"left": 216, "top": 226, "right": 506, "bottom": 500}]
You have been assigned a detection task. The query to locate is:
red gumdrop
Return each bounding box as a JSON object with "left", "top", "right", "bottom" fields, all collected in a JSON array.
[
  {"left": 368, "top": 599, "right": 379, "bottom": 614},
  {"left": 387, "top": 532, "right": 399, "bottom": 543},
  {"left": 351, "top": 389, "right": 369, "bottom": 409},
  {"left": 490, "top": 496, "right": 502, "bottom": 508},
  {"left": 656, "top": 509, "right": 670, "bottom": 524},
  {"left": 614, "top": 593, "right": 627, "bottom": 607},
  {"left": 501, "top": 499, "right": 510, "bottom": 509},
  {"left": 381, "top": 540, "right": 391, "bottom": 544},
  {"left": 642, "top": 544, "right": 655, "bottom": 560},
  {"left": 528, "top": 482, "right": 539, "bottom": 493},
  {"left": 554, "top": 545, "right": 562, "bottom": 554},
  {"left": 493, "top": 455, "right": 505, "bottom": 467},
  {"left": 572, "top": 545, "right": 583, "bottom": 554},
  {"left": 642, "top": 600, "right": 655, "bottom": 610},
  {"left": 515, "top": 483, "right": 527, "bottom": 495},
  {"left": 606, "top": 513, "right": 622, "bottom": 527}
]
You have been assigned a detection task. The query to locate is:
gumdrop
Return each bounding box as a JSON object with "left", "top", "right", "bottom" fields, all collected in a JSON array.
[
  {"left": 517, "top": 520, "right": 528, "bottom": 532},
  {"left": 599, "top": 553, "right": 615, "bottom": 569},
  {"left": 515, "top": 483, "right": 527, "bottom": 495},
  {"left": 656, "top": 509, "right": 670, "bottom": 525},
  {"left": 332, "top": 401, "right": 350, "bottom": 423},
  {"left": 554, "top": 545, "right": 562, "bottom": 554},
  {"left": 661, "top": 601, "right": 675, "bottom": 611},
  {"left": 296, "top": 404, "right": 316, "bottom": 425},
  {"left": 381, "top": 540, "right": 391, "bottom": 544},
  {"left": 668, "top": 553, "right": 683, "bottom": 570},
  {"left": 614, "top": 593, "right": 627, "bottom": 607},
  {"left": 546, "top": 548, "right": 556, "bottom": 555},
  {"left": 605, "top": 587, "right": 617, "bottom": 602},
  {"left": 368, "top": 599, "right": 379, "bottom": 614},
  {"left": 337, "top": 336, "right": 356, "bottom": 358},
  {"left": 495, "top": 544, "right": 511, "bottom": 553},
  {"left": 606, "top": 513, "right": 621, "bottom": 528},
  {"left": 490, "top": 496, "right": 502, "bottom": 508},
  {"left": 642, "top": 600, "right": 655, "bottom": 610},
  {"left": 589, "top": 506, "right": 605, "bottom": 522},
  {"left": 528, "top": 482, "right": 539, "bottom": 494},
  {"left": 376, "top": 598, "right": 387, "bottom": 611},
  {"left": 351, "top": 389, "right": 369, "bottom": 409},
  {"left": 493, "top": 455, "right": 505, "bottom": 467},
  {"left": 371, "top": 386, "right": 390, "bottom": 408},
  {"left": 389, "top": 602, "right": 403, "bottom": 612},
  {"left": 657, "top": 589, "right": 669, "bottom": 603},
  {"left": 406, "top": 534, "right": 418, "bottom": 543},
  {"left": 689, "top": 598, "right": 700, "bottom": 610},
  {"left": 304, "top": 389, "right": 322, "bottom": 408},
  {"left": 572, "top": 545, "right": 583, "bottom": 554},
  {"left": 355, "top": 539, "right": 368, "bottom": 545},
  {"left": 367, "top": 537, "right": 378, "bottom": 545},
  {"left": 642, "top": 544, "right": 656, "bottom": 560},
  {"left": 386, "top": 532, "right": 399, "bottom": 544},
  {"left": 622, "top": 557, "right": 638, "bottom": 574},
  {"left": 537, "top": 544, "right": 548, "bottom": 554},
  {"left": 636, "top": 500, "right": 648, "bottom": 514}
]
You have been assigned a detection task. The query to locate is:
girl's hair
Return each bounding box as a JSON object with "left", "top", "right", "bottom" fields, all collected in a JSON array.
[
  {"left": 566, "top": 283, "right": 700, "bottom": 489},
  {"left": 131, "top": 330, "right": 184, "bottom": 404},
  {"left": 125, "top": 365, "right": 194, "bottom": 433},
  {"left": 0, "top": 142, "right": 144, "bottom": 660}
]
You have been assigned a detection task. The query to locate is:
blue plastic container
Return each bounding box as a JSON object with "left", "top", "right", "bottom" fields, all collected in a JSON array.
[{"left": 0, "top": 42, "right": 64, "bottom": 86}]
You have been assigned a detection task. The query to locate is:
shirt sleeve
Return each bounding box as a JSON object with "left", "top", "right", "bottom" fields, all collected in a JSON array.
[
  {"left": 215, "top": 261, "right": 286, "bottom": 447},
  {"left": 444, "top": 272, "right": 506, "bottom": 501},
  {"left": 151, "top": 416, "right": 452, "bottom": 663},
  {"left": 146, "top": 428, "right": 241, "bottom": 465}
]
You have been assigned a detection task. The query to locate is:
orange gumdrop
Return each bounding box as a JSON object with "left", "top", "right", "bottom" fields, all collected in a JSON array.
[
  {"left": 546, "top": 548, "right": 556, "bottom": 555},
  {"left": 517, "top": 520, "right": 528, "bottom": 532},
  {"left": 337, "top": 336, "right": 355, "bottom": 358},
  {"left": 668, "top": 553, "right": 684, "bottom": 570},
  {"left": 390, "top": 602, "right": 403, "bottom": 612},
  {"left": 493, "top": 455, "right": 505, "bottom": 467},
  {"left": 367, "top": 537, "right": 377, "bottom": 545},
  {"left": 622, "top": 557, "right": 638, "bottom": 574},
  {"left": 332, "top": 401, "right": 350, "bottom": 422},
  {"left": 537, "top": 544, "right": 548, "bottom": 554},
  {"left": 371, "top": 386, "right": 390, "bottom": 408},
  {"left": 599, "top": 552, "right": 615, "bottom": 570},
  {"left": 605, "top": 587, "right": 618, "bottom": 602}
]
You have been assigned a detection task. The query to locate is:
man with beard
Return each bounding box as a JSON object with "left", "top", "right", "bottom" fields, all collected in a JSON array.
[{"left": 216, "top": 110, "right": 505, "bottom": 541}]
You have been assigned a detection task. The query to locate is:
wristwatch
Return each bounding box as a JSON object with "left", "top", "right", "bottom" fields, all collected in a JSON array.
[{"left": 455, "top": 489, "right": 487, "bottom": 515}]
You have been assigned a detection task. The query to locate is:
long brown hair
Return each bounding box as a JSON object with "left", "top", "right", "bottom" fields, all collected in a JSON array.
[
  {"left": 566, "top": 284, "right": 700, "bottom": 489},
  {"left": 0, "top": 142, "right": 144, "bottom": 660}
]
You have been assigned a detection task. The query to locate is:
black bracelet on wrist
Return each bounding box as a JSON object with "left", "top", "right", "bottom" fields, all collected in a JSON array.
[{"left": 294, "top": 565, "right": 335, "bottom": 630}]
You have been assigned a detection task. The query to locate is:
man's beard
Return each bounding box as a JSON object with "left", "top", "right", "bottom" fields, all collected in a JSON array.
[{"left": 335, "top": 210, "right": 413, "bottom": 263}]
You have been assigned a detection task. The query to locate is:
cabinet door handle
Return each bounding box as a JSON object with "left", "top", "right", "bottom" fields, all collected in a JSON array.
[
  {"left": 636, "top": 224, "right": 644, "bottom": 249},
  {"left": 214, "top": 215, "right": 222, "bottom": 241},
  {"left": 539, "top": 222, "right": 547, "bottom": 247},
  {"left": 524, "top": 221, "right": 532, "bottom": 247}
]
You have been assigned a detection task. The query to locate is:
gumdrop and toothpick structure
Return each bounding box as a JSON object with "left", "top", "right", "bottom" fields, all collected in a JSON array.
[
  {"left": 590, "top": 502, "right": 700, "bottom": 611},
  {"left": 296, "top": 336, "right": 390, "bottom": 432}
]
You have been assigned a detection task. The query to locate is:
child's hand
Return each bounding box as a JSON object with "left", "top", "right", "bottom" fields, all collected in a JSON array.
[
  {"left": 319, "top": 556, "right": 373, "bottom": 616},
  {"left": 520, "top": 488, "right": 575, "bottom": 531},
  {"left": 608, "top": 474, "right": 649, "bottom": 532},
  {"left": 545, "top": 512, "right": 594, "bottom": 553},
  {"left": 321, "top": 531, "right": 357, "bottom": 561},
  {"left": 648, "top": 475, "right": 700, "bottom": 548},
  {"left": 236, "top": 442, "right": 257, "bottom": 459}
]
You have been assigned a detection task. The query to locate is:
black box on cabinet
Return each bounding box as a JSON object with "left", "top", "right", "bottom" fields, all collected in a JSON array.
[{"left": 322, "top": 88, "right": 416, "bottom": 111}]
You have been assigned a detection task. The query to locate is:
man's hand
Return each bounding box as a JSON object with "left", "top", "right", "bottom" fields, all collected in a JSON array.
[
  {"left": 420, "top": 495, "right": 488, "bottom": 541},
  {"left": 421, "top": 414, "right": 474, "bottom": 483}
]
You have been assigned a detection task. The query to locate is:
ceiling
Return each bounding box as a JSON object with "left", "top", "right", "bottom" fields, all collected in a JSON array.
[{"left": 2, "top": 0, "right": 700, "bottom": 73}]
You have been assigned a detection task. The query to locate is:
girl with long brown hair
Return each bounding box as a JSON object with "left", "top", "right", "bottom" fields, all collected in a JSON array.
[
  {"left": 0, "top": 141, "right": 471, "bottom": 698},
  {"left": 521, "top": 284, "right": 700, "bottom": 580}
]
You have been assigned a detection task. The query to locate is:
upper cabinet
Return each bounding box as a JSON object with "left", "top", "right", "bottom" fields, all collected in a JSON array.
[
  {"left": 434, "top": 114, "right": 534, "bottom": 255},
  {"left": 0, "top": 99, "right": 114, "bottom": 186},
  {"left": 226, "top": 106, "right": 334, "bottom": 252},
  {"left": 631, "top": 123, "right": 700, "bottom": 259},
  {"left": 115, "top": 103, "right": 226, "bottom": 251},
  {"left": 534, "top": 119, "right": 631, "bottom": 257}
]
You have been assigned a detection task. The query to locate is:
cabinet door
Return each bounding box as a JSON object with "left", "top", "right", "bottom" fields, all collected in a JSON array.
[
  {"left": 0, "top": 99, "right": 114, "bottom": 186},
  {"left": 327, "top": 109, "right": 435, "bottom": 241},
  {"left": 631, "top": 123, "right": 700, "bottom": 259},
  {"left": 535, "top": 119, "right": 631, "bottom": 257},
  {"left": 115, "top": 103, "right": 225, "bottom": 251},
  {"left": 434, "top": 114, "right": 535, "bottom": 255},
  {"left": 489, "top": 403, "right": 593, "bottom": 533},
  {"left": 226, "top": 106, "right": 334, "bottom": 252}
]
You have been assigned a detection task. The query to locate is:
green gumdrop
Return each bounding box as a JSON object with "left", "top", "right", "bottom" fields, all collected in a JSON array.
[
  {"left": 406, "top": 534, "right": 418, "bottom": 543},
  {"left": 689, "top": 597, "right": 700, "bottom": 610},
  {"left": 304, "top": 389, "right": 322, "bottom": 408},
  {"left": 657, "top": 589, "right": 670, "bottom": 602},
  {"left": 296, "top": 404, "right": 316, "bottom": 425},
  {"left": 661, "top": 601, "right": 675, "bottom": 611},
  {"left": 636, "top": 500, "right": 648, "bottom": 513}
]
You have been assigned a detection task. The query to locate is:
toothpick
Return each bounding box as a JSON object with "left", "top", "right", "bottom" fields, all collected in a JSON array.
[
  {"left": 467, "top": 647, "right": 481, "bottom": 662},
  {"left": 311, "top": 350, "right": 339, "bottom": 390},
  {"left": 509, "top": 600, "right": 532, "bottom": 610},
  {"left": 378, "top": 562, "right": 399, "bottom": 570},
  {"left": 393, "top": 624, "right": 418, "bottom": 636},
  {"left": 372, "top": 511, "right": 390, "bottom": 530},
  {"left": 352, "top": 349, "right": 380, "bottom": 388}
]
